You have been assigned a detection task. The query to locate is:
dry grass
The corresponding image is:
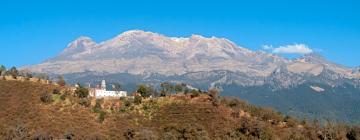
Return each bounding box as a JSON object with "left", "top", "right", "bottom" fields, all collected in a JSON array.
[{"left": 0, "top": 79, "right": 359, "bottom": 139}]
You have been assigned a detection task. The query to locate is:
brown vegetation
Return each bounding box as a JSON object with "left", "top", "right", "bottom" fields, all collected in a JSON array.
[{"left": 0, "top": 79, "right": 360, "bottom": 139}]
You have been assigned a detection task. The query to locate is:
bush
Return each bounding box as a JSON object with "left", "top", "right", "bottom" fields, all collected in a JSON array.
[
  {"left": 162, "top": 124, "right": 210, "bottom": 139},
  {"left": 75, "top": 85, "right": 89, "bottom": 98},
  {"left": 52, "top": 89, "right": 60, "bottom": 94},
  {"left": 98, "top": 111, "right": 106, "bottom": 123},
  {"left": 93, "top": 99, "right": 103, "bottom": 113},
  {"left": 79, "top": 98, "right": 91, "bottom": 107},
  {"left": 347, "top": 126, "right": 360, "bottom": 140},
  {"left": 190, "top": 89, "right": 200, "bottom": 98},
  {"left": 284, "top": 116, "right": 298, "bottom": 127},
  {"left": 40, "top": 92, "right": 53, "bottom": 103},
  {"left": 137, "top": 84, "right": 153, "bottom": 98},
  {"left": 60, "top": 94, "right": 67, "bottom": 100},
  {"left": 134, "top": 96, "right": 142, "bottom": 105}
]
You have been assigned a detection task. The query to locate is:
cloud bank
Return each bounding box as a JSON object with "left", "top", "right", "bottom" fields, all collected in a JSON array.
[{"left": 262, "top": 44, "right": 313, "bottom": 55}]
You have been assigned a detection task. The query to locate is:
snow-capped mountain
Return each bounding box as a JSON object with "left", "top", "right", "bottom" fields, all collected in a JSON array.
[
  {"left": 23, "top": 30, "right": 360, "bottom": 123},
  {"left": 25, "top": 30, "right": 359, "bottom": 88}
]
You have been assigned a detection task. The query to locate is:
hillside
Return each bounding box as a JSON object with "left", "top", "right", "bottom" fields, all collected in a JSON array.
[
  {"left": 1, "top": 79, "right": 360, "bottom": 139},
  {"left": 20, "top": 30, "right": 360, "bottom": 123}
]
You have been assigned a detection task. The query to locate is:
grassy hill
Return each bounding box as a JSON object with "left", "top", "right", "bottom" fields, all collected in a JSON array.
[{"left": 1, "top": 79, "right": 360, "bottom": 139}]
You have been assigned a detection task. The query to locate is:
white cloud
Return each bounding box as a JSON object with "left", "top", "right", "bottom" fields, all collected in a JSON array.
[
  {"left": 262, "top": 44, "right": 313, "bottom": 55},
  {"left": 262, "top": 45, "right": 273, "bottom": 50}
]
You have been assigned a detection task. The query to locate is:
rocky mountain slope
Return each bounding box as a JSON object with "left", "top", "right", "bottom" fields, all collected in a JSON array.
[
  {"left": 23, "top": 30, "right": 360, "bottom": 122},
  {"left": 25, "top": 30, "right": 359, "bottom": 87}
]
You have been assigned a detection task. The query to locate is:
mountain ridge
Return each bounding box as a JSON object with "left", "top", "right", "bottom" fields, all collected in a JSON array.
[
  {"left": 24, "top": 29, "right": 359, "bottom": 81},
  {"left": 20, "top": 29, "right": 360, "bottom": 123}
]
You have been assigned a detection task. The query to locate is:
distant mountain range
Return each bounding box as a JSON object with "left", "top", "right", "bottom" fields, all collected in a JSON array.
[{"left": 23, "top": 30, "right": 360, "bottom": 123}]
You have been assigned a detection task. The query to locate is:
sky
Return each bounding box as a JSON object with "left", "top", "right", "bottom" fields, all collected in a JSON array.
[{"left": 0, "top": 0, "right": 359, "bottom": 68}]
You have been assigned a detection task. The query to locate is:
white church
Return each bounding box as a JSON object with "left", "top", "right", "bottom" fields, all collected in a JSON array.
[{"left": 89, "top": 80, "right": 127, "bottom": 98}]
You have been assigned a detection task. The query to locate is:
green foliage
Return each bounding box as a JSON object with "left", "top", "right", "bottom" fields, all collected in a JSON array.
[
  {"left": 284, "top": 116, "right": 298, "bottom": 127},
  {"left": 75, "top": 84, "right": 89, "bottom": 98},
  {"left": 98, "top": 111, "right": 106, "bottom": 123},
  {"left": 119, "top": 98, "right": 133, "bottom": 112},
  {"left": 174, "top": 84, "right": 183, "bottom": 93},
  {"left": 162, "top": 124, "right": 210, "bottom": 139},
  {"left": 136, "top": 84, "right": 153, "bottom": 98},
  {"left": 93, "top": 99, "right": 103, "bottom": 113},
  {"left": 190, "top": 89, "right": 200, "bottom": 97},
  {"left": 160, "top": 82, "right": 188, "bottom": 95},
  {"left": 160, "top": 82, "right": 172, "bottom": 94},
  {"left": 79, "top": 98, "right": 91, "bottom": 107},
  {"left": 134, "top": 95, "right": 142, "bottom": 105},
  {"left": 60, "top": 94, "right": 67, "bottom": 101},
  {"left": 40, "top": 92, "right": 53, "bottom": 103}
]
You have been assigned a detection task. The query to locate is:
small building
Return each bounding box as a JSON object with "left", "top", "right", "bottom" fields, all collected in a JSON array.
[{"left": 89, "top": 80, "right": 127, "bottom": 98}]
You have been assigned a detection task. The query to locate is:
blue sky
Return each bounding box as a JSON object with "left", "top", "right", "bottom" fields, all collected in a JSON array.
[{"left": 0, "top": 0, "right": 359, "bottom": 68}]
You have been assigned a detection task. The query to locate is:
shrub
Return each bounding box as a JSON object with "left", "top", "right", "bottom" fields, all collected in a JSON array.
[
  {"left": 79, "top": 98, "right": 91, "bottom": 107},
  {"left": 75, "top": 85, "right": 89, "bottom": 98},
  {"left": 60, "top": 94, "right": 67, "bottom": 100},
  {"left": 52, "top": 89, "right": 60, "bottom": 94},
  {"left": 134, "top": 96, "right": 142, "bottom": 105},
  {"left": 190, "top": 89, "right": 200, "bottom": 98},
  {"left": 93, "top": 99, "right": 103, "bottom": 113},
  {"left": 347, "top": 126, "right": 360, "bottom": 140},
  {"left": 284, "top": 116, "right": 298, "bottom": 127},
  {"left": 98, "top": 111, "right": 106, "bottom": 123},
  {"left": 40, "top": 92, "right": 53, "bottom": 103},
  {"left": 136, "top": 84, "right": 153, "bottom": 98}
]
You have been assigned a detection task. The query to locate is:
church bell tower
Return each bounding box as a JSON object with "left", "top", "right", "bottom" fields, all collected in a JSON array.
[{"left": 101, "top": 80, "right": 106, "bottom": 90}]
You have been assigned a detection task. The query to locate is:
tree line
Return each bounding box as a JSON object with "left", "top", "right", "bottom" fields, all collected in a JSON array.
[{"left": 0, "top": 65, "right": 66, "bottom": 86}]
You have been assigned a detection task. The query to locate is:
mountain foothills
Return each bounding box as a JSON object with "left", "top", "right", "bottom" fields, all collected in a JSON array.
[
  {"left": 1, "top": 79, "right": 360, "bottom": 139},
  {"left": 24, "top": 30, "right": 360, "bottom": 123}
]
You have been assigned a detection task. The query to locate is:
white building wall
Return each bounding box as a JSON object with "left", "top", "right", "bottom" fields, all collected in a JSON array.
[{"left": 94, "top": 89, "right": 127, "bottom": 98}]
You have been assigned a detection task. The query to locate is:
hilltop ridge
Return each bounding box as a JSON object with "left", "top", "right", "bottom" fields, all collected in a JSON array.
[{"left": 1, "top": 79, "right": 360, "bottom": 139}]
